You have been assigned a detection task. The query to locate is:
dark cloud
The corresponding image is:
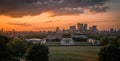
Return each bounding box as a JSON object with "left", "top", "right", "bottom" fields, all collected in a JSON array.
[
  {"left": 7, "top": 22, "right": 30, "bottom": 26},
  {"left": 0, "top": 0, "right": 110, "bottom": 17},
  {"left": 90, "top": 6, "right": 109, "bottom": 13}
]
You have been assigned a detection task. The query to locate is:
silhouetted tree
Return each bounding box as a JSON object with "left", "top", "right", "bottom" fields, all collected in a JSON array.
[
  {"left": 26, "top": 44, "right": 49, "bottom": 61},
  {"left": 117, "top": 39, "right": 120, "bottom": 46},
  {"left": 99, "top": 37, "right": 109, "bottom": 46},
  {"left": 98, "top": 37, "right": 120, "bottom": 61},
  {"left": 0, "top": 35, "right": 19, "bottom": 61},
  {"left": 10, "top": 39, "right": 27, "bottom": 57},
  {"left": 98, "top": 45, "right": 120, "bottom": 61}
]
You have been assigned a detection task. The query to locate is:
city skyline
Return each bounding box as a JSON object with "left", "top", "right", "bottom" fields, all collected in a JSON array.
[
  {"left": 0, "top": 0, "right": 120, "bottom": 31},
  {"left": 1, "top": 22, "right": 119, "bottom": 32}
]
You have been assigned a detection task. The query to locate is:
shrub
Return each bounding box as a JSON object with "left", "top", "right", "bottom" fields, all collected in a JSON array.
[{"left": 26, "top": 44, "right": 49, "bottom": 61}]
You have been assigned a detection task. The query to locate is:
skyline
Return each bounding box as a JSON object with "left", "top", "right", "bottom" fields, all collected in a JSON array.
[{"left": 0, "top": 0, "right": 120, "bottom": 31}]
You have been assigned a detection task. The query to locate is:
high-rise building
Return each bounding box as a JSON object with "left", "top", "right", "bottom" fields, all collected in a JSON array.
[
  {"left": 110, "top": 28, "right": 114, "bottom": 32},
  {"left": 69, "top": 25, "right": 76, "bottom": 32},
  {"left": 84, "top": 24, "right": 88, "bottom": 31},
  {"left": 56, "top": 27, "right": 61, "bottom": 33},
  {"left": 1, "top": 28, "right": 3, "bottom": 32},
  {"left": 12, "top": 29, "right": 16, "bottom": 34},
  {"left": 77, "top": 23, "right": 88, "bottom": 32},
  {"left": 77, "top": 23, "right": 84, "bottom": 31},
  {"left": 77, "top": 23, "right": 80, "bottom": 31},
  {"left": 91, "top": 25, "right": 97, "bottom": 31}
]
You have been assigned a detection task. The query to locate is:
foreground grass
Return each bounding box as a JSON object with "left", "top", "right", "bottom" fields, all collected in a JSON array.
[
  {"left": 49, "top": 46, "right": 101, "bottom": 61},
  {"left": 20, "top": 46, "right": 101, "bottom": 61}
]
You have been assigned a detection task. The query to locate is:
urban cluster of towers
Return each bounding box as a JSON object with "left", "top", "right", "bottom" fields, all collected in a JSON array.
[{"left": 56, "top": 23, "right": 98, "bottom": 33}]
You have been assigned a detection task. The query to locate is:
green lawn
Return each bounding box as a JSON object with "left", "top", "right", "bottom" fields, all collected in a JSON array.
[{"left": 49, "top": 46, "right": 101, "bottom": 61}]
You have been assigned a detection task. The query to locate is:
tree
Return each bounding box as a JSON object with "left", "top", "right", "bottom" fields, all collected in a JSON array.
[
  {"left": 98, "top": 38, "right": 120, "bottom": 61},
  {"left": 0, "top": 35, "right": 19, "bottom": 61},
  {"left": 117, "top": 39, "right": 120, "bottom": 46},
  {"left": 98, "top": 45, "right": 120, "bottom": 61},
  {"left": 108, "top": 40, "right": 119, "bottom": 47},
  {"left": 88, "top": 34, "right": 100, "bottom": 40},
  {"left": 10, "top": 39, "right": 27, "bottom": 57},
  {"left": 0, "top": 35, "right": 10, "bottom": 46},
  {"left": 26, "top": 44, "right": 49, "bottom": 61},
  {"left": 99, "top": 37, "right": 109, "bottom": 46}
]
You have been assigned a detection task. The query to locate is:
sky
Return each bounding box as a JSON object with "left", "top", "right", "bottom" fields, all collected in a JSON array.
[{"left": 0, "top": 0, "right": 120, "bottom": 31}]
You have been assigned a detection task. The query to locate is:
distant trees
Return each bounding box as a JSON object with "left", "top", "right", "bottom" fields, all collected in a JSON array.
[
  {"left": 0, "top": 35, "right": 49, "bottom": 61},
  {"left": 72, "top": 37, "right": 87, "bottom": 42},
  {"left": 26, "top": 44, "right": 49, "bottom": 61},
  {"left": 25, "top": 35, "right": 47, "bottom": 39},
  {"left": 88, "top": 34, "right": 100, "bottom": 40},
  {"left": 99, "top": 37, "right": 109, "bottom": 46}
]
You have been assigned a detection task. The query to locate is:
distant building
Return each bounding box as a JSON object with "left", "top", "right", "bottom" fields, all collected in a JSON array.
[
  {"left": 69, "top": 25, "right": 76, "bottom": 32},
  {"left": 61, "top": 33, "right": 74, "bottom": 45},
  {"left": 46, "top": 34, "right": 61, "bottom": 42},
  {"left": 77, "top": 23, "right": 88, "bottom": 32},
  {"left": 1, "top": 28, "right": 3, "bottom": 32},
  {"left": 26, "top": 38, "right": 46, "bottom": 44},
  {"left": 56, "top": 27, "right": 61, "bottom": 33},
  {"left": 61, "top": 38, "right": 74, "bottom": 45},
  {"left": 89, "top": 25, "right": 98, "bottom": 32},
  {"left": 88, "top": 38, "right": 99, "bottom": 45},
  {"left": 110, "top": 28, "right": 114, "bottom": 32},
  {"left": 72, "top": 32, "right": 88, "bottom": 42},
  {"left": 92, "top": 25, "right": 97, "bottom": 31},
  {"left": 77, "top": 23, "right": 84, "bottom": 31},
  {"left": 84, "top": 24, "right": 88, "bottom": 31},
  {"left": 12, "top": 29, "right": 16, "bottom": 34}
]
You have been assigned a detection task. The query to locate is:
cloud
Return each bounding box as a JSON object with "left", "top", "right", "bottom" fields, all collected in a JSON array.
[
  {"left": 45, "top": 20, "right": 60, "bottom": 23},
  {"left": 90, "top": 6, "right": 109, "bottom": 13},
  {"left": 45, "top": 21, "right": 54, "bottom": 23},
  {"left": 84, "top": 20, "right": 119, "bottom": 23},
  {"left": 0, "top": 0, "right": 110, "bottom": 17},
  {"left": 7, "top": 22, "right": 30, "bottom": 26}
]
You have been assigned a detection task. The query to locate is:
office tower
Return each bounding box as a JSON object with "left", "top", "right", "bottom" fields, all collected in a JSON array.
[
  {"left": 84, "top": 24, "right": 88, "bottom": 31},
  {"left": 110, "top": 28, "right": 114, "bottom": 32},
  {"left": 92, "top": 25, "right": 97, "bottom": 31},
  {"left": 56, "top": 27, "right": 60, "bottom": 33},
  {"left": 69, "top": 25, "right": 76, "bottom": 32},
  {"left": 77, "top": 23, "right": 84, "bottom": 31}
]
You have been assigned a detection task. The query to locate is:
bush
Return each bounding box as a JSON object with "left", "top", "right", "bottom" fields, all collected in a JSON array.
[
  {"left": 98, "top": 45, "right": 120, "bottom": 61},
  {"left": 0, "top": 35, "right": 19, "bottom": 61},
  {"left": 10, "top": 39, "right": 27, "bottom": 57},
  {"left": 117, "top": 39, "right": 120, "bottom": 46},
  {"left": 99, "top": 37, "right": 109, "bottom": 46},
  {"left": 26, "top": 44, "right": 49, "bottom": 61}
]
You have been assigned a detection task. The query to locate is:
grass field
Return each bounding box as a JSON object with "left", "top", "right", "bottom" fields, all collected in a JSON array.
[{"left": 49, "top": 46, "right": 101, "bottom": 61}]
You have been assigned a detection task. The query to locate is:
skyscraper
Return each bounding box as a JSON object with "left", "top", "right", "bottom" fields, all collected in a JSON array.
[
  {"left": 69, "top": 25, "right": 76, "bottom": 32},
  {"left": 91, "top": 25, "right": 97, "bottom": 32},
  {"left": 77, "top": 23, "right": 84, "bottom": 31},
  {"left": 84, "top": 24, "right": 88, "bottom": 31},
  {"left": 56, "top": 27, "right": 61, "bottom": 33},
  {"left": 110, "top": 28, "right": 114, "bottom": 32}
]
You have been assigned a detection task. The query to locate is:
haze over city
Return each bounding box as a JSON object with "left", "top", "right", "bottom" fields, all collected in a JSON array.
[{"left": 0, "top": 0, "right": 120, "bottom": 31}]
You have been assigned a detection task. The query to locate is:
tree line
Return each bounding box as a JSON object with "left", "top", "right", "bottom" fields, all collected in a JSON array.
[{"left": 0, "top": 35, "right": 49, "bottom": 61}]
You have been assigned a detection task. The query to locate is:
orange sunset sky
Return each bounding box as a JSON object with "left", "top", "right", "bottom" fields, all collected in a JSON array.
[{"left": 0, "top": 0, "right": 120, "bottom": 31}]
